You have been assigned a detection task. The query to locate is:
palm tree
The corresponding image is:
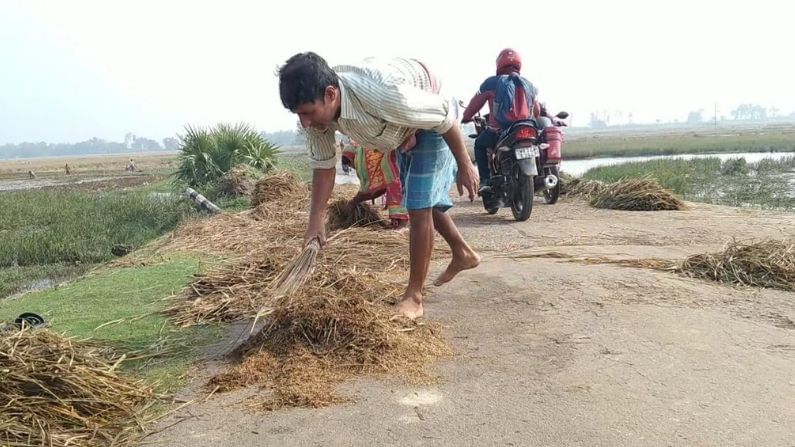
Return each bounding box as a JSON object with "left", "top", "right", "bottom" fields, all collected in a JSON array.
[{"left": 173, "top": 123, "right": 280, "bottom": 188}]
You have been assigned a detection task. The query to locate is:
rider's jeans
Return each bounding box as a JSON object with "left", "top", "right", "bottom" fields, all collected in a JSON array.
[{"left": 474, "top": 128, "right": 499, "bottom": 185}]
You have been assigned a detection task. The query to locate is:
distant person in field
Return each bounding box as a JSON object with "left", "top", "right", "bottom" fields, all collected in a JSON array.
[
  {"left": 65, "top": 163, "right": 71, "bottom": 175},
  {"left": 28, "top": 170, "right": 36, "bottom": 179},
  {"left": 126, "top": 159, "right": 137, "bottom": 172}
]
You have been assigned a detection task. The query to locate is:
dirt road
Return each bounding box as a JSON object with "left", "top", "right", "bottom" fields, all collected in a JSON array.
[{"left": 151, "top": 197, "right": 795, "bottom": 446}]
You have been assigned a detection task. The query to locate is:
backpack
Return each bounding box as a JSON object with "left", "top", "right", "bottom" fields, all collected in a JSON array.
[{"left": 493, "top": 74, "right": 537, "bottom": 129}]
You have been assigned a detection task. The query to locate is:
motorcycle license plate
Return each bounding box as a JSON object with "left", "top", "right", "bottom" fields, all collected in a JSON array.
[{"left": 515, "top": 147, "right": 537, "bottom": 160}]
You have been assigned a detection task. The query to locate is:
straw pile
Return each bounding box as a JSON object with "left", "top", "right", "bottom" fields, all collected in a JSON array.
[
  {"left": 250, "top": 170, "right": 307, "bottom": 206},
  {"left": 209, "top": 272, "right": 450, "bottom": 410},
  {"left": 162, "top": 170, "right": 452, "bottom": 411},
  {"left": 590, "top": 178, "right": 686, "bottom": 211},
  {"left": 197, "top": 223, "right": 452, "bottom": 410},
  {"left": 0, "top": 327, "right": 155, "bottom": 447},
  {"left": 680, "top": 239, "right": 795, "bottom": 291},
  {"left": 327, "top": 198, "right": 388, "bottom": 231},
  {"left": 217, "top": 164, "right": 261, "bottom": 198},
  {"left": 561, "top": 177, "right": 606, "bottom": 198}
]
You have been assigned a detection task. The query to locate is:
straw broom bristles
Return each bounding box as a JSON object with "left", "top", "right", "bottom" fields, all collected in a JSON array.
[
  {"left": 249, "top": 238, "right": 322, "bottom": 329},
  {"left": 270, "top": 238, "right": 321, "bottom": 299},
  {"left": 0, "top": 327, "right": 155, "bottom": 447}
]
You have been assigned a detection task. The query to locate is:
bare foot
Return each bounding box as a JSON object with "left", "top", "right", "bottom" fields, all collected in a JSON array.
[
  {"left": 433, "top": 251, "right": 481, "bottom": 286},
  {"left": 397, "top": 293, "right": 424, "bottom": 319}
]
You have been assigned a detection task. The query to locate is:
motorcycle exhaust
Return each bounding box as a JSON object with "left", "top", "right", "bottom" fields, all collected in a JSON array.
[{"left": 544, "top": 174, "right": 558, "bottom": 190}]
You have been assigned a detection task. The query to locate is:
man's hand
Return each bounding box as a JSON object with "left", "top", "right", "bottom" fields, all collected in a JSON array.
[
  {"left": 351, "top": 189, "right": 385, "bottom": 207},
  {"left": 456, "top": 160, "right": 479, "bottom": 202},
  {"left": 350, "top": 192, "right": 367, "bottom": 207},
  {"left": 442, "top": 124, "right": 479, "bottom": 202},
  {"left": 304, "top": 224, "right": 327, "bottom": 248}
]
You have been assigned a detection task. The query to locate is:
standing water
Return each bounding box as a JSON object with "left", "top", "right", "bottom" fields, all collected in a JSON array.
[{"left": 561, "top": 152, "right": 795, "bottom": 177}]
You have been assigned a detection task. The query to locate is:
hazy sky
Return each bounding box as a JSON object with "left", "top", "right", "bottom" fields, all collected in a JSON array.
[{"left": 1, "top": 0, "right": 793, "bottom": 144}]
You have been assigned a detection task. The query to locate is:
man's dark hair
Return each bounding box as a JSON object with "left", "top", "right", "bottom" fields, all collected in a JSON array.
[{"left": 278, "top": 52, "right": 339, "bottom": 111}]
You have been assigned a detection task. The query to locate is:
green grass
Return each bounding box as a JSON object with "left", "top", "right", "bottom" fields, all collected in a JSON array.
[
  {"left": 135, "top": 177, "right": 178, "bottom": 194},
  {"left": 0, "top": 255, "right": 222, "bottom": 391},
  {"left": 584, "top": 156, "right": 795, "bottom": 209},
  {"left": 0, "top": 189, "right": 195, "bottom": 267},
  {"left": 215, "top": 195, "right": 251, "bottom": 211},
  {"left": 0, "top": 263, "right": 95, "bottom": 298},
  {"left": 584, "top": 158, "right": 721, "bottom": 194},
  {"left": 277, "top": 152, "right": 313, "bottom": 181},
  {"left": 566, "top": 130, "right": 795, "bottom": 160}
]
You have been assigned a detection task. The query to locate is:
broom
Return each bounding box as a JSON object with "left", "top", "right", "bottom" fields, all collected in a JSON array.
[
  {"left": 248, "top": 237, "right": 322, "bottom": 333},
  {"left": 271, "top": 237, "right": 322, "bottom": 298}
]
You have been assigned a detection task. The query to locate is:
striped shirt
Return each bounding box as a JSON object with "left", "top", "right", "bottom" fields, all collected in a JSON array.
[{"left": 304, "top": 57, "right": 458, "bottom": 169}]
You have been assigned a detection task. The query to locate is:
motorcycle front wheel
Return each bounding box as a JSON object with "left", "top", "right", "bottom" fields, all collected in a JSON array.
[
  {"left": 510, "top": 165, "right": 534, "bottom": 221},
  {"left": 543, "top": 166, "right": 560, "bottom": 204}
]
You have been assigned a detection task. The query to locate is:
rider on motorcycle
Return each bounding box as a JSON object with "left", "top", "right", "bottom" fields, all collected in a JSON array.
[{"left": 461, "top": 48, "right": 541, "bottom": 193}]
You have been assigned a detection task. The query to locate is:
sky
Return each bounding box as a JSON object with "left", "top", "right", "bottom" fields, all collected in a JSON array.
[{"left": 1, "top": 0, "right": 793, "bottom": 144}]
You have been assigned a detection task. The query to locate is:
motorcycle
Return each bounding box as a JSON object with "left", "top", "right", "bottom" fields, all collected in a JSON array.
[
  {"left": 469, "top": 107, "right": 568, "bottom": 221},
  {"left": 535, "top": 105, "right": 568, "bottom": 205}
]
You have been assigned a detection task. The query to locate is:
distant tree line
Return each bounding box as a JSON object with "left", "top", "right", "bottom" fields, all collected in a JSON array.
[
  {"left": 0, "top": 136, "right": 173, "bottom": 159},
  {"left": 588, "top": 103, "right": 793, "bottom": 129},
  {"left": 0, "top": 128, "right": 307, "bottom": 159}
]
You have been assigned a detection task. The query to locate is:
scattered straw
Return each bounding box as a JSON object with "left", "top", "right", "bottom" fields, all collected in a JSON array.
[
  {"left": 0, "top": 327, "right": 155, "bottom": 447},
  {"left": 155, "top": 213, "right": 303, "bottom": 261},
  {"left": 590, "top": 178, "right": 686, "bottom": 211},
  {"left": 163, "top": 256, "right": 292, "bottom": 327},
  {"left": 680, "top": 239, "right": 795, "bottom": 291},
  {"left": 561, "top": 177, "right": 606, "bottom": 198},
  {"left": 507, "top": 252, "right": 677, "bottom": 271},
  {"left": 569, "top": 256, "right": 678, "bottom": 270},
  {"left": 164, "top": 228, "right": 410, "bottom": 327},
  {"left": 327, "top": 199, "right": 387, "bottom": 231}
]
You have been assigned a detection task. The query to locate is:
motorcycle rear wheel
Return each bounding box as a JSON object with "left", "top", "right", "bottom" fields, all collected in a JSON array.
[
  {"left": 543, "top": 166, "right": 560, "bottom": 205},
  {"left": 510, "top": 165, "right": 534, "bottom": 221}
]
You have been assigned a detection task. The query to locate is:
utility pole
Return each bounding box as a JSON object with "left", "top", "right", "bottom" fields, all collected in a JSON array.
[{"left": 713, "top": 102, "right": 718, "bottom": 128}]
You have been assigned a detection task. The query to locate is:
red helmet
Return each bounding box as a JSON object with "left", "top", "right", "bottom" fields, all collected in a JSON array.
[{"left": 496, "top": 48, "right": 521, "bottom": 74}]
